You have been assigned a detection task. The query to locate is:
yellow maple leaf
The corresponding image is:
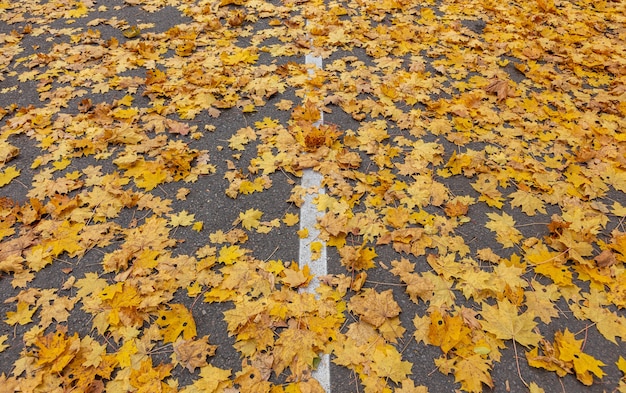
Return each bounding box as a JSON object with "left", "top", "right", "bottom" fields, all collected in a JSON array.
[
  {"left": 236, "top": 208, "right": 263, "bottom": 230},
  {"left": 218, "top": 245, "right": 247, "bottom": 265},
  {"left": 35, "top": 329, "right": 81, "bottom": 373},
  {"left": 272, "top": 326, "right": 319, "bottom": 376},
  {"left": 180, "top": 364, "right": 232, "bottom": 393},
  {"left": 117, "top": 94, "right": 134, "bottom": 107},
  {"left": 282, "top": 213, "right": 299, "bottom": 226},
  {"left": 220, "top": 48, "right": 259, "bottom": 65},
  {"left": 524, "top": 281, "right": 560, "bottom": 324},
  {"left": 0, "top": 166, "right": 20, "bottom": 187},
  {"left": 349, "top": 289, "right": 400, "bottom": 328},
  {"left": 5, "top": 301, "right": 37, "bottom": 326},
  {"left": 115, "top": 339, "right": 139, "bottom": 368},
  {"left": 275, "top": 99, "right": 293, "bottom": 110},
  {"left": 555, "top": 328, "right": 605, "bottom": 385},
  {"left": 394, "top": 379, "right": 429, "bottom": 393},
  {"left": 480, "top": 299, "right": 540, "bottom": 347},
  {"left": 310, "top": 241, "right": 322, "bottom": 260},
  {"left": 427, "top": 309, "right": 472, "bottom": 354},
  {"left": 156, "top": 304, "right": 197, "bottom": 343},
  {"left": 509, "top": 189, "right": 546, "bottom": 216},
  {"left": 281, "top": 264, "right": 311, "bottom": 288},
  {"left": 129, "top": 358, "right": 173, "bottom": 393},
  {"left": 135, "top": 166, "right": 168, "bottom": 190},
  {"left": 371, "top": 343, "right": 412, "bottom": 383},
  {"left": 618, "top": 356, "right": 626, "bottom": 374},
  {"left": 169, "top": 210, "right": 195, "bottom": 227},
  {"left": 471, "top": 174, "right": 504, "bottom": 208},
  {"left": 65, "top": 1, "right": 89, "bottom": 18},
  {"left": 80, "top": 335, "right": 106, "bottom": 368},
  {"left": 192, "top": 221, "right": 203, "bottom": 232},
  {"left": 228, "top": 126, "right": 257, "bottom": 151},
  {"left": 485, "top": 212, "right": 523, "bottom": 248},
  {"left": 176, "top": 187, "right": 190, "bottom": 200},
  {"left": 172, "top": 336, "right": 216, "bottom": 372},
  {"left": 528, "top": 382, "right": 545, "bottom": 393},
  {"left": 112, "top": 107, "right": 138, "bottom": 119},
  {"left": 385, "top": 206, "right": 411, "bottom": 228},
  {"left": 0, "top": 141, "right": 19, "bottom": 163},
  {"left": 297, "top": 227, "right": 309, "bottom": 238},
  {"left": 339, "top": 242, "right": 377, "bottom": 271},
  {"left": 442, "top": 353, "right": 493, "bottom": 393}
]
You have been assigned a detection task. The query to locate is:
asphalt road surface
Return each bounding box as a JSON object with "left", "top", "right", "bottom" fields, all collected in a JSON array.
[{"left": 1, "top": 0, "right": 625, "bottom": 392}]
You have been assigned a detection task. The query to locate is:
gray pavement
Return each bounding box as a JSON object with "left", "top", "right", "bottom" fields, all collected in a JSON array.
[{"left": 1, "top": 0, "right": 626, "bottom": 392}]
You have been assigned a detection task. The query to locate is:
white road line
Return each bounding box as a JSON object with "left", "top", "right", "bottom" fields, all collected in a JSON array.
[
  {"left": 299, "top": 52, "right": 330, "bottom": 392},
  {"left": 299, "top": 168, "right": 326, "bottom": 289}
]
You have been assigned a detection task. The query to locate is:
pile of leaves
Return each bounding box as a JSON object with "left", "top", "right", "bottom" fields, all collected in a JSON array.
[{"left": 1, "top": 0, "right": 625, "bottom": 392}]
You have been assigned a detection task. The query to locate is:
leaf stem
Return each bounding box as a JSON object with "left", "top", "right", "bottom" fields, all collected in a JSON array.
[{"left": 512, "top": 339, "right": 529, "bottom": 388}]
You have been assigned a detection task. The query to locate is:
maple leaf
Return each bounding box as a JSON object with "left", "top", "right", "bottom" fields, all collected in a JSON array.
[
  {"left": 528, "top": 328, "right": 606, "bottom": 386},
  {"left": 281, "top": 264, "right": 311, "bottom": 288},
  {"left": 5, "top": 301, "right": 37, "bottom": 326},
  {"left": 509, "top": 188, "right": 547, "bottom": 216},
  {"left": 444, "top": 200, "right": 469, "bottom": 217},
  {"left": 394, "top": 379, "right": 429, "bottom": 393},
  {"left": 569, "top": 291, "right": 626, "bottom": 344},
  {"left": 338, "top": 242, "right": 377, "bottom": 271},
  {"left": 220, "top": 48, "right": 258, "bottom": 66},
  {"left": 168, "top": 210, "right": 195, "bottom": 227},
  {"left": 282, "top": 213, "right": 299, "bottom": 226},
  {"left": 35, "top": 329, "right": 81, "bottom": 373},
  {"left": 485, "top": 212, "right": 523, "bottom": 248},
  {"left": 172, "top": 336, "right": 216, "bottom": 372},
  {"left": 235, "top": 208, "right": 263, "bottom": 230},
  {"left": 370, "top": 343, "right": 412, "bottom": 383},
  {"left": 129, "top": 358, "right": 174, "bottom": 393},
  {"left": 228, "top": 126, "right": 257, "bottom": 151},
  {"left": 291, "top": 100, "right": 321, "bottom": 122},
  {"left": 180, "top": 365, "right": 232, "bottom": 393},
  {"left": 275, "top": 99, "right": 293, "bottom": 110},
  {"left": 175, "top": 187, "right": 190, "bottom": 201},
  {"left": 555, "top": 329, "right": 605, "bottom": 385},
  {"left": 0, "top": 166, "right": 20, "bottom": 186},
  {"left": 156, "top": 304, "right": 197, "bottom": 343},
  {"left": 480, "top": 299, "right": 540, "bottom": 347},
  {"left": 524, "top": 280, "right": 560, "bottom": 324},
  {"left": 79, "top": 335, "right": 107, "bottom": 369},
  {"left": 471, "top": 174, "right": 504, "bottom": 208},
  {"left": 448, "top": 354, "right": 494, "bottom": 393},
  {"left": 484, "top": 78, "right": 514, "bottom": 101},
  {"left": 0, "top": 141, "right": 19, "bottom": 163},
  {"left": 272, "top": 325, "right": 320, "bottom": 377},
  {"left": 427, "top": 309, "right": 472, "bottom": 354},
  {"left": 349, "top": 289, "right": 400, "bottom": 328}
]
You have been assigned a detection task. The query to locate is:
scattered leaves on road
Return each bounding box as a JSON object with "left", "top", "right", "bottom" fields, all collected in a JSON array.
[{"left": 0, "top": 0, "right": 625, "bottom": 392}]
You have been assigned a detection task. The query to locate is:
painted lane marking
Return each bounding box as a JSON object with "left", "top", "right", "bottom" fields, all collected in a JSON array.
[{"left": 299, "top": 52, "right": 330, "bottom": 392}]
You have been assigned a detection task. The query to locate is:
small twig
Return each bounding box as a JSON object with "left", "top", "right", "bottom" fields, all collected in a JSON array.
[
  {"left": 148, "top": 343, "right": 173, "bottom": 355},
  {"left": 190, "top": 286, "right": 210, "bottom": 310},
  {"left": 575, "top": 322, "right": 596, "bottom": 338},
  {"left": 363, "top": 280, "right": 405, "bottom": 286},
  {"left": 553, "top": 302, "right": 569, "bottom": 319},
  {"left": 579, "top": 323, "right": 591, "bottom": 351},
  {"left": 512, "top": 339, "right": 529, "bottom": 388},
  {"left": 264, "top": 246, "right": 279, "bottom": 262},
  {"left": 515, "top": 222, "right": 551, "bottom": 227}
]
